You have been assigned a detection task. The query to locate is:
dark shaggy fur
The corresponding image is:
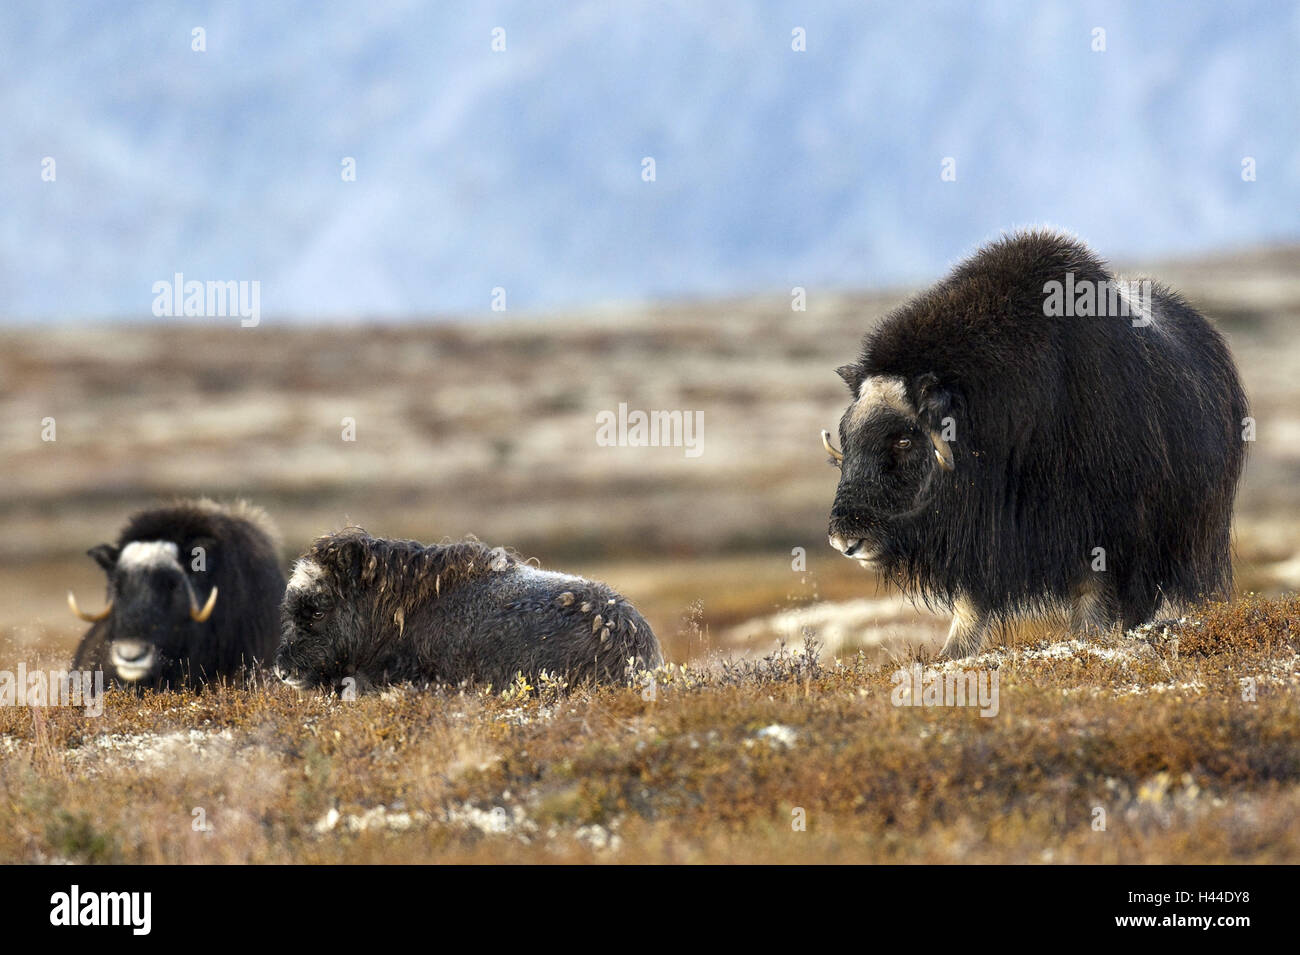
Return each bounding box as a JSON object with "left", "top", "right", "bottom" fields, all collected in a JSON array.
[
  {"left": 826, "top": 229, "right": 1248, "bottom": 657},
  {"left": 71, "top": 499, "right": 286, "bottom": 688},
  {"left": 275, "top": 529, "right": 663, "bottom": 691}
]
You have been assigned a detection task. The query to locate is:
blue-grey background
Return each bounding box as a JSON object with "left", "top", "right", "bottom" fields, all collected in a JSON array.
[{"left": 1, "top": 0, "right": 1296, "bottom": 321}]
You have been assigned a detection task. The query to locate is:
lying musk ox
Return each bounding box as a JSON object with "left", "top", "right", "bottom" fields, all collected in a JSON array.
[
  {"left": 275, "top": 530, "right": 662, "bottom": 691},
  {"left": 823, "top": 230, "right": 1247, "bottom": 658},
  {"left": 70, "top": 500, "right": 286, "bottom": 688}
]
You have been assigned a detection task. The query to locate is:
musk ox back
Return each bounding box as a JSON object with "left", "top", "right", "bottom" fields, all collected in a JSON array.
[
  {"left": 824, "top": 230, "right": 1247, "bottom": 657},
  {"left": 70, "top": 499, "right": 286, "bottom": 688},
  {"left": 275, "top": 530, "right": 663, "bottom": 691}
]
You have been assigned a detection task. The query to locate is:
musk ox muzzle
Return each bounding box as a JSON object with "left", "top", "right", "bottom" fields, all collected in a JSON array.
[
  {"left": 824, "top": 229, "right": 1247, "bottom": 659},
  {"left": 275, "top": 530, "right": 663, "bottom": 692}
]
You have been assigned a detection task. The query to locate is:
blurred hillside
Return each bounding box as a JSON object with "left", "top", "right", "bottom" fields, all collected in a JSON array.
[{"left": 2, "top": 243, "right": 1299, "bottom": 661}]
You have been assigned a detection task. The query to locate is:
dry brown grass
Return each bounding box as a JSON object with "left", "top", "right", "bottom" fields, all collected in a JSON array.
[{"left": 2, "top": 594, "right": 1296, "bottom": 864}]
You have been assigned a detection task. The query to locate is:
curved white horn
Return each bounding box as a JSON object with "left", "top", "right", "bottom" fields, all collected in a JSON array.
[
  {"left": 190, "top": 585, "right": 218, "bottom": 623},
  {"left": 68, "top": 591, "right": 112, "bottom": 622},
  {"left": 821, "top": 430, "right": 844, "bottom": 463},
  {"left": 929, "top": 431, "right": 955, "bottom": 472}
]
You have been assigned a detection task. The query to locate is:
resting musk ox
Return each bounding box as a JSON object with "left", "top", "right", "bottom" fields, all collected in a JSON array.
[
  {"left": 275, "top": 530, "right": 662, "bottom": 691},
  {"left": 823, "top": 230, "right": 1247, "bottom": 658},
  {"left": 70, "top": 500, "right": 286, "bottom": 688}
]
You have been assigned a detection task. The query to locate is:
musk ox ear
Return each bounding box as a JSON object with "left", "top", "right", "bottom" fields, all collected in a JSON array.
[
  {"left": 87, "top": 543, "right": 120, "bottom": 571},
  {"left": 914, "top": 373, "right": 956, "bottom": 472},
  {"left": 323, "top": 535, "right": 368, "bottom": 580},
  {"left": 836, "top": 363, "right": 864, "bottom": 394}
]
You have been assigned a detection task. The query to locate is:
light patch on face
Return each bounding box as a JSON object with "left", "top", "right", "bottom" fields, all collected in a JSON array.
[
  {"left": 117, "top": 540, "right": 181, "bottom": 571},
  {"left": 850, "top": 375, "right": 914, "bottom": 428},
  {"left": 287, "top": 558, "right": 325, "bottom": 594}
]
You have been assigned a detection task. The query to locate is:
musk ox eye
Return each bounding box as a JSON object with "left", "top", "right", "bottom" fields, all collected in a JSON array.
[
  {"left": 893, "top": 437, "right": 912, "bottom": 451},
  {"left": 295, "top": 600, "right": 328, "bottom": 625}
]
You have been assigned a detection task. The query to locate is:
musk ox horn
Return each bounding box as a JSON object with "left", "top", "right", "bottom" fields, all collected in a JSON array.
[
  {"left": 67, "top": 591, "right": 112, "bottom": 622},
  {"left": 190, "top": 585, "right": 219, "bottom": 623},
  {"left": 929, "top": 431, "right": 955, "bottom": 472},
  {"left": 821, "top": 430, "right": 844, "bottom": 463}
]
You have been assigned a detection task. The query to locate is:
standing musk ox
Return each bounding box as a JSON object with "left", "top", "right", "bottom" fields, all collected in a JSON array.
[
  {"left": 823, "top": 230, "right": 1247, "bottom": 658},
  {"left": 275, "top": 530, "right": 662, "bottom": 691},
  {"left": 70, "top": 500, "right": 286, "bottom": 688}
]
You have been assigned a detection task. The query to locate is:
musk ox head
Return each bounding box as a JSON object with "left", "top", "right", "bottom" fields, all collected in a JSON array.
[
  {"left": 70, "top": 500, "right": 286, "bottom": 689},
  {"left": 273, "top": 549, "right": 362, "bottom": 690},
  {"left": 824, "top": 370, "right": 955, "bottom": 571},
  {"left": 70, "top": 540, "right": 218, "bottom": 684}
]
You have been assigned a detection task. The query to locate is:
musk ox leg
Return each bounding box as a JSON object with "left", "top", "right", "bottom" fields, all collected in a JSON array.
[
  {"left": 937, "top": 597, "right": 990, "bottom": 659},
  {"left": 1068, "top": 576, "right": 1118, "bottom": 635},
  {"left": 1119, "top": 590, "right": 1162, "bottom": 633},
  {"left": 1152, "top": 596, "right": 1192, "bottom": 623}
]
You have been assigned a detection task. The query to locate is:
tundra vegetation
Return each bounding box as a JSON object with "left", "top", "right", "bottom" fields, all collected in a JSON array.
[{"left": 0, "top": 595, "right": 1296, "bottom": 863}]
